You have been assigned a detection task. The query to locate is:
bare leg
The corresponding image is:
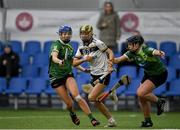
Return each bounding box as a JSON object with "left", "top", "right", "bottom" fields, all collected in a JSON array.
[
  {"left": 137, "top": 80, "right": 156, "bottom": 127},
  {"left": 137, "top": 80, "right": 158, "bottom": 102},
  {"left": 138, "top": 97, "right": 151, "bottom": 118},
  {"left": 66, "top": 77, "right": 100, "bottom": 126},
  {"left": 55, "top": 84, "right": 81, "bottom": 125},
  {"left": 55, "top": 85, "right": 74, "bottom": 111},
  {"left": 66, "top": 77, "right": 91, "bottom": 115},
  {"left": 88, "top": 83, "right": 112, "bottom": 119}
]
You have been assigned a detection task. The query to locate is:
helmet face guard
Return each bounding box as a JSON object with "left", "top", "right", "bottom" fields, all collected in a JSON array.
[{"left": 80, "top": 25, "right": 93, "bottom": 44}]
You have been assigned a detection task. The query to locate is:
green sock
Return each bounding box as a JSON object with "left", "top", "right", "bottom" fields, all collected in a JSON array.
[
  {"left": 67, "top": 107, "right": 75, "bottom": 116},
  {"left": 88, "top": 113, "right": 94, "bottom": 120}
]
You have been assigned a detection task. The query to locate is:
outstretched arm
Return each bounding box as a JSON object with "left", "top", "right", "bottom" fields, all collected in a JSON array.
[
  {"left": 51, "top": 51, "right": 63, "bottom": 65},
  {"left": 113, "top": 55, "right": 129, "bottom": 64},
  {"left": 73, "top": 55, "right": 92, "bottom": 67},
  {"left": 105, "top": 48, "right": 114, "bottom": 72},
  {"left": 105, "top": 48, "right": 114, "bottom": 62},
  {"left": 73, "top": 57, "right": 85, "bottom": 67},
  {"left": 75, "top": 65, "right": 90, "bottom": 73}
]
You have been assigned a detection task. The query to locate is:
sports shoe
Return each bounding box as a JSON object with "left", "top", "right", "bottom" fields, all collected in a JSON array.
[
  {"left": 104, "top": 118, "right": 117, "bottom": 127},
  {"left": 70, "top": 113, "right": 80, "bottom": 125},
  {"left": 157, "top": 98, "right": 166, "bottom": 115},
  {"left": 141, "top": 120, "right": 153, "bottom": 127},
  {"left": 91, "top": 118, "right": 100, "bottom": 126},
  {"left": 109, "top": 90, "right": 118, "bottom": 103}
]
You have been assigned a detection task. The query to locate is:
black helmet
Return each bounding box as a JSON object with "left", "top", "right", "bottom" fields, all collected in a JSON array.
[{"left": 126, "top": 35, "right": 144, "bottom": 45}]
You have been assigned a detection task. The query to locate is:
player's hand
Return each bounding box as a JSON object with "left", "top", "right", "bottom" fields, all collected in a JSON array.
[
  {"left": 159, "top": 50, "right": 165, "bottom": 58},
  {"left": 83, "top": 55, "right": 93, "bottom": 62},
  {"left": 84, "top": 68, "right": 91, "bottom": 73},
  {"left": 108, "top": 65, "right": 113, "bottom": 73},
  {"left": 58, "top": 60, "right": 64, "bottom": 66}
]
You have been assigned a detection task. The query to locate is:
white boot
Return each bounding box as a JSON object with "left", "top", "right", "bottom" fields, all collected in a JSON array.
[
  {"left": 109, "top": 90, "right": 118, "bottom": 103},
  {"left": 104, "top": 117, "right": 117, "bottom": 127}
]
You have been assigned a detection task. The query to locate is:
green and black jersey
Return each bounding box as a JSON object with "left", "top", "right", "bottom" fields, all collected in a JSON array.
[
  {"left": 124, "top": 44, "right": 166, "bottom": 76},
  {"left": 48, "top": 39, "right": 74, "bottom": 79}
]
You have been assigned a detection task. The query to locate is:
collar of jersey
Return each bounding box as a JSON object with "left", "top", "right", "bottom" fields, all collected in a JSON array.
[{"left": 59, "top": 38, "right": 68, "bottom": 45}]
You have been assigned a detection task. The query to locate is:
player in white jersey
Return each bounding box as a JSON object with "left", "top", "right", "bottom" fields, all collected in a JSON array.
[
  {"left": 73, "top": 25, "right": 117, "bottom": 127},
  {"left": 77, "top": 37, "right": 109, "bottom": 75}
]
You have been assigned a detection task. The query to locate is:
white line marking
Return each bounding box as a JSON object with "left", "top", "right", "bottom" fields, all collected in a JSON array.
[
  {"left": 0, "top": 128, "right": 176, "bottom": 130},
  {"left": 0, "top": 114, "right": 137, "bottom": 120}
]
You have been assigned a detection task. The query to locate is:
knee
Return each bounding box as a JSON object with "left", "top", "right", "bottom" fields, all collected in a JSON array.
[
  {"left": 88, "top": 94, "right": 96, "bottom": 102},
  {"left": 74, "top": 95, "right": 82, "bottom": 102},
  {"left": 137, "top": 89, "right": 145, "bottom": 98}
]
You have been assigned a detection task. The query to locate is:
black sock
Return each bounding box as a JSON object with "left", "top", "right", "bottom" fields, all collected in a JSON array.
[
  {"left": 88, "top": 113, "right": 94, "bottom": 120},
  {"left": 145, "top": 117, "right": 152, "bottom": 122},
  {"left": 157, "top": 98, "right": 162, "bottom": 104}
]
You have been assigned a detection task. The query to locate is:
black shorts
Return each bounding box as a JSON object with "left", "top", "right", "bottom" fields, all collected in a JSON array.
[
  {"left": 49, "top": 73, "right": 74, "bottom": 88},
  {"left": 90, "top": 74, "right": 111, "bottom": 86},
  {"left": 141, "top": 69, "right": 168, "bottom": 87}
]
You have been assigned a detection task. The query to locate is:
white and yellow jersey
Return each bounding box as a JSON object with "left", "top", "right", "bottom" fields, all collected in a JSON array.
[{"left": 75, "top": 38, "right": 109, "bottom": 75}]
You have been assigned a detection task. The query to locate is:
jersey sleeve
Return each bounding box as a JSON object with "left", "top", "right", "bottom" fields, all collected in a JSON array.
[
  {"left": 75, "top": 47, "right": 82, "bottom": 58},
  {"left": 144, "top": 46, "right": 155, "bottom": 56},
  {"left": 96, "top": 40, "right": 108, "bottom": 52},
  {"left": 51, "top": 41, "right": 61, "bottom": 53},
  {"left": 124, "top": 51, "right": 133, "bottom": 60}
]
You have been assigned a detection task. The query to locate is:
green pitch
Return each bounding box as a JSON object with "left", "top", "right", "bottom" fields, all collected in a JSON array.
[{"left": 0, "top": 109, "right": 180, "bottom": 129}]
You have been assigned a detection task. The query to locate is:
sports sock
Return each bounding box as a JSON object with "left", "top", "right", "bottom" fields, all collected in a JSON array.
[
  {"left": 145, "top": 117, "right": 152, "bottom": 122},
  {"left": 88, "top": 113, "right": 94, "bottom": 120},
  {"left": 67, "top": 107, "right": 76, "bottom": 116},
  {"left": 157, "top": 98, "right": 162, "bottom": 104}
]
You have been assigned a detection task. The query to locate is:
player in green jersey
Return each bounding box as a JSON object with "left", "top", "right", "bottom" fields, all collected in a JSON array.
[
  {"left": 48, "top": 25, "right": 100, "bottom": 126},
  {"left": 113, "top": 35, "right": 168, "bottom": 127}
]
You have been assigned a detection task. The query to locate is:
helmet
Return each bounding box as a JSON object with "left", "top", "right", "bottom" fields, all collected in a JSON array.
[
  {"left": 80, "top": 24, "right": 93, "bottom": 34},
  {"left": 57, "top": 25, "right": 72, "bottom": 35},
  {"left": 126, "top": 35, "right": 143, "bottom": 45},
  {"left": 57, "top": 25, "right": 72, "bottom": 43},
  {"left": 80, "top": 24, "right": 93, "bottom": 43}
]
